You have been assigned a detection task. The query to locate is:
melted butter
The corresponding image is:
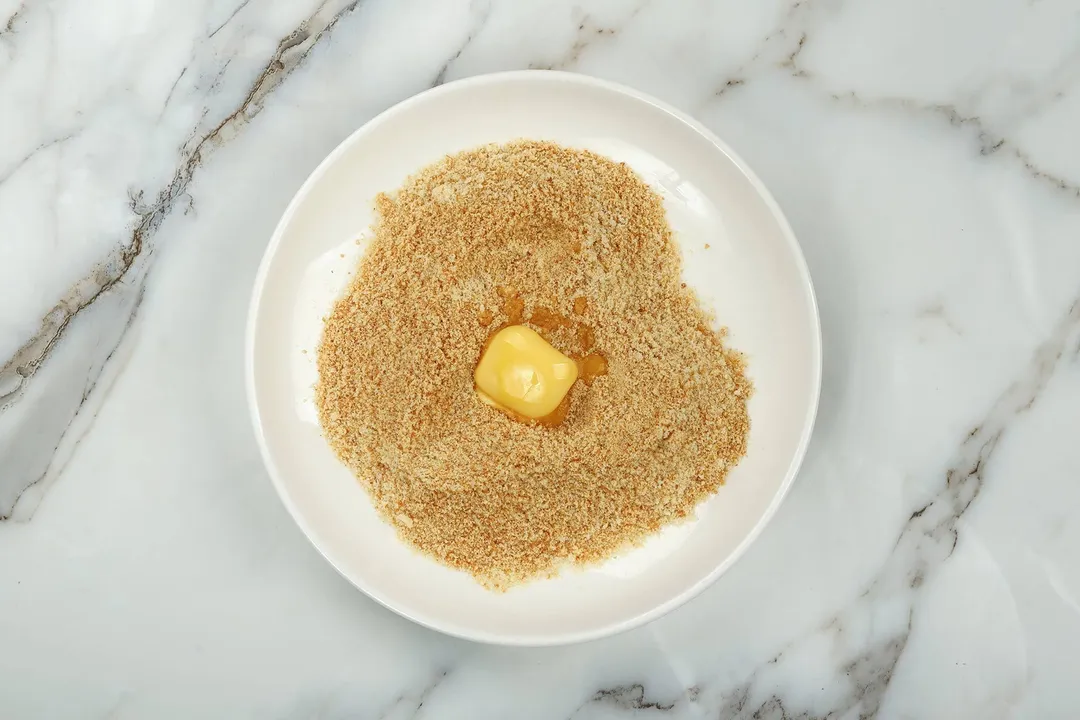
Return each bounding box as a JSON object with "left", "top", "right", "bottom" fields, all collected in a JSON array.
[
  {"left": 529, "top": 306, "right": 574, "bottom": 331},
  {"left": 497, "top": 286, "right": 525, "bottom": 324},
  {"left": 577, "top": 353, "right": 608, "bottom": 385},
  {"left": 478, "top": 391, "right": 572, "bottom": 428},
  {"left": 474, "top": 326, "right": 578, "bottom": 420},
  {"left": 474, "top": 292, "right": 608, "bottom": 428},
  {"left": 577, "top": 324, "right": 595, "bottom": 351}
]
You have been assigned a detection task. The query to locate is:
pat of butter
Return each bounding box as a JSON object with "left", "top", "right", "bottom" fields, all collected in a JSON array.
[{"left": 474, "top": 325, "right": 578, "bottom": 419}]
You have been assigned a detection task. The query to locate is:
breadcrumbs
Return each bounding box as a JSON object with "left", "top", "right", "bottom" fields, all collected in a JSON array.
[{"left": 315, "top": 140, "right": 751, "bottom": 589}]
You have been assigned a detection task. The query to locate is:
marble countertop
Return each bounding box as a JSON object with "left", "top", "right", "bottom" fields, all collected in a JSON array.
[{"left": 2, "top": 0, "right": 1079, "bottom": 717}]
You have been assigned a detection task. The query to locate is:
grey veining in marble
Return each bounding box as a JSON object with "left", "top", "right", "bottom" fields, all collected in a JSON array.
[{"left": 2, "top": 0, "right": 1079, "bottom": 717}]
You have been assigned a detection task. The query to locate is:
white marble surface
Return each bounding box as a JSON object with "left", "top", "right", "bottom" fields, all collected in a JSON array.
[{"left": 2, "top": 0, "right": 1080, "bottom": 716}]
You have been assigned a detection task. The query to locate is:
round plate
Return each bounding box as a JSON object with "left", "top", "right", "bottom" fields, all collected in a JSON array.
[{"left": 246, "top": 71, "right": 821, "bottom": 645}]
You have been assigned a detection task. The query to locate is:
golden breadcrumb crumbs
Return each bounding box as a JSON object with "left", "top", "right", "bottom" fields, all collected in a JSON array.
[{"left": 315, "top": 140, "right": 751, "bottom": 590}]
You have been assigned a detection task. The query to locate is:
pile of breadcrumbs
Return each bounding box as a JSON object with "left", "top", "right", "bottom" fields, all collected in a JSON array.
[{"left": 316, "top": 140, "right": 751, "bottom": 590}]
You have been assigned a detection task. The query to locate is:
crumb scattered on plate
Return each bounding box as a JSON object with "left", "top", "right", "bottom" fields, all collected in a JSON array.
[{"left": 316, "top": 140, "right": 752, "bottom": 590}]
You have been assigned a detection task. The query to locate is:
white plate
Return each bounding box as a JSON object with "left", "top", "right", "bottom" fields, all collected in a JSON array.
[{"left": 246, "top": 71, "right": 821, "bottom": 645}]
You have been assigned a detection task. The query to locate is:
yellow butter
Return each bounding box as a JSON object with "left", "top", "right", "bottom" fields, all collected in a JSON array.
[{"left": 474, "top": 325, "right": 578, "bottom": 419}]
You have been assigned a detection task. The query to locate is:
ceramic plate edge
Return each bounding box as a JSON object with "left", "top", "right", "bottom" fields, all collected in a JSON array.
[{"left": 244, "top": 70, "right": 823, "bottom": 646}]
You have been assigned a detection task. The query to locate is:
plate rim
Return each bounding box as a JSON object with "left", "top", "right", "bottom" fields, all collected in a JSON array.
[{"left": 245, "top": 69, "right": 823, "bottom": 646}]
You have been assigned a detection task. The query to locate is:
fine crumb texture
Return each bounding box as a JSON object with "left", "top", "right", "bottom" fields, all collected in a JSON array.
[{"left": 316, "top": 140, "right": 752, "bottom": 590}]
